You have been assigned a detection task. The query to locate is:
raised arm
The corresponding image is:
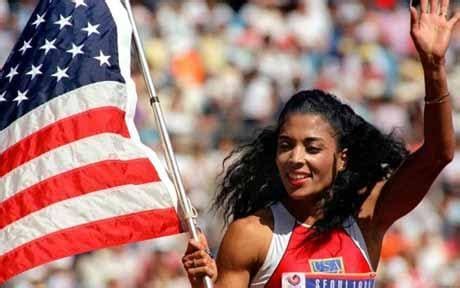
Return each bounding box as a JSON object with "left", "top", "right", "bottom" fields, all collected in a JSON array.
[{"left": 372, "top": 0, "right": 459, "bottom": 231}]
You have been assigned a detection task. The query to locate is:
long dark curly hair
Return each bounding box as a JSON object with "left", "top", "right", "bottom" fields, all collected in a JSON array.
[{"left": 213, "top": 90, "right": 409, "bottom": 233}]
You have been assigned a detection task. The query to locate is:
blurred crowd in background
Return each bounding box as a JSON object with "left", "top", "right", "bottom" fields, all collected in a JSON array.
[{"left": 1, "top": 0, "right": 460, "bottom": 287}]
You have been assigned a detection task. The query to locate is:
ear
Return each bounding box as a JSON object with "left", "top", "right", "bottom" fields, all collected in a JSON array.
[{"left": 337, "top": 148, "right": 348, "bottom": 172}]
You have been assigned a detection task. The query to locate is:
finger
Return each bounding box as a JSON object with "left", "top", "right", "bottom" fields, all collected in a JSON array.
[
  {"left": 186, "top": 266, "right": 216, "bottom": 279},
  {"left": 440, "top": 0, "right": 449, "bottom": 16},
  {"left": 185, "top": 231, "right": 209, "bottom": 252},
  {"left": 420, "top": 0, "right": 428, "bottom": 14},
  {"left": 410, "top": 6, "right": 419, "bottom": 30},
  {"left": 191, "top": 238, "right": 204, "bottom": 250},
  {"left": 429, "top": 0, "right": 437, "bottom": 13},
  {"left": 183, "top": 250, "right": 212, "bottom": 262},
  {"left": 447, "top": 11, "right": 460, "bottom": 28},
  {"left": 183, "top": 257, "right": 212, "bottom": 269},
  {"left": 191, "top": 249, "right": 212, "bottom": 260},
  {"left": 185, "top": 238, "right": 204, "bottom": 254}
]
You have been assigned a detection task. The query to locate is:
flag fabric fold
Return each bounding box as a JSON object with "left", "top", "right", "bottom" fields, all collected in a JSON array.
[{"left": 0, "top": 0, "right": 182, "bottom": 283}]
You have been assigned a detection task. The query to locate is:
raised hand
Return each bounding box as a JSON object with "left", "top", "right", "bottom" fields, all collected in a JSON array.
[{"left": 410, "top": 0, "right": 460, "bottom": 67}]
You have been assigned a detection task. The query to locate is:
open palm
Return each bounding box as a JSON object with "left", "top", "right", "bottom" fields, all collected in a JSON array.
[{"left": 410, "top": 0, "right": 460, "bottom": 66}]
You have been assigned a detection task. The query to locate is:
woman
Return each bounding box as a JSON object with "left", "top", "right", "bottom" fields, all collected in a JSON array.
[{"left": 183, "top": 1, "right": 459, "bottom": 287}]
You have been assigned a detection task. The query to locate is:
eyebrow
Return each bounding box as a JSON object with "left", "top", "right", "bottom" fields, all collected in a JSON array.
[{"left": 278, "top": 135, "right": 325, "bottom": 143}]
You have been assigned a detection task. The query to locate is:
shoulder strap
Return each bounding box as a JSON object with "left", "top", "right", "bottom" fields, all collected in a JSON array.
[
  {"left": 250, "top": 202, "right": 296, "bottom": 287},
  {"left": 342, "top": 217, "right": 374, "bottom": 271}
]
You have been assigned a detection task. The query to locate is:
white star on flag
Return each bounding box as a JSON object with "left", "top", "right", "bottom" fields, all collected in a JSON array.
[
  {"left": 13, "top": 90, "right": 29, "bottom": 105},
  {"left": 0, "top": 0, "right": 183, "bottom": 284},
  {"left": 32, "top": 13, "right": 46, "bottom": 28},
  {"left": 6, "top": 65, "right": 19, "bottom": 82},
  {"left": 54, "top": 15, "right": 72, "bottom": 30},
  {"left": 52, "top": 66, "right": 70, "bottom": 81},
  {"left": 82, "top": 22, "right": 100, "bottom": 36},
  {"left": 26, "top": 64, "right": 43, "bottom": 80},
  {"left": 94, "top": 50, "right": 111, "bottom": 66},
  {"left": 40, "top": 38, "right": 57, "bottom": 55},
  {"left": 71, "top": 0, "right": 87, "bottom": 8},
  {"left": 66, "top": 43, "right": 84, "bottom": 58},
  {"left": 19, "top": 39, "right": 33, "bottom": 55}
]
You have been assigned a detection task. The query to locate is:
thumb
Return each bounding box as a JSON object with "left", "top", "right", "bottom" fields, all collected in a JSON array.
[
  {"left": 185, "top": 238, "right": 203, "bottom": 254},
  {"left": 448, "top": 11, "right": 460, "bottom": 29},
  {"left": 185, "top": 232, "right": 208, "bottom": 254},
  {"left": 198, "top": 231, "right": 209, "bottom": 248},
  {"left": 409, "top": 6, "right": 419, "bottom": 31}
]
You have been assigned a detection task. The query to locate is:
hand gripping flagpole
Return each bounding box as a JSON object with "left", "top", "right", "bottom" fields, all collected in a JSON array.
[{"left": 122, "top": 1, "right": 214, "bottom": 288}]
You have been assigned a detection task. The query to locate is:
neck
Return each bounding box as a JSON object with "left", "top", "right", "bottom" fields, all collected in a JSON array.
[{"left": 281, "top": 196, "right": 323, "bottom": 226}]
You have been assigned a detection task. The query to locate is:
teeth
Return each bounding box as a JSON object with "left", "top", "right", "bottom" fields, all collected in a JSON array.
[{"left": 289, "top": 174, "right": 307, "bottom": 179}]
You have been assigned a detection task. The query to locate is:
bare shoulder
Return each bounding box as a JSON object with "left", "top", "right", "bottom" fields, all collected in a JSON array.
[
  {"left": 217, "top": 208, "right": 274, "bottom": 276},
  {"left": 229, "top": 208, "right": 274, "bottom": 236}
]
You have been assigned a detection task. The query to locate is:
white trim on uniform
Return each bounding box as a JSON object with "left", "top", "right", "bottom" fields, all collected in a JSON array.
[{"left": 250, "top": 203, "right": 296, "bottom": 287}]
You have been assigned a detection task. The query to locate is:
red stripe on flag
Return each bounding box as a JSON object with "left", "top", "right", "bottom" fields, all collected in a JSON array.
[
  {"left": 0, "top": 107, "right": 130, "bottom": 177},
  {"left": 0, "top": 208, "right": 182, "bottom": 284},
  {"left": 0, "top": 158, "right": 159, "bottom": 229}
]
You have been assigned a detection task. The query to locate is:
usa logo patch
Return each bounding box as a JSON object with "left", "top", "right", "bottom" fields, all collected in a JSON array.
[{"left": 309, "top": 257, "right": 344, "bottom": 273}]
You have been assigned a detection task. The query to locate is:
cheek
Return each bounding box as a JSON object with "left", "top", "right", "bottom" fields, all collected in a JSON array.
[
  {"left": 310, "top": 154, "right": 335, "bottom": 177},
  {"left": 275, "top": 149, "right": 287, "bottom": 167}
]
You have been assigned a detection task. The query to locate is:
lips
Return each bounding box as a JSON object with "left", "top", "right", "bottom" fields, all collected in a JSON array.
[{"left": 287, "top": 172, "right": 311, "bottom": 187}]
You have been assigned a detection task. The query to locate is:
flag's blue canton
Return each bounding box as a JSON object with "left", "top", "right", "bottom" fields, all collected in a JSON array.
[{"left": 0, "top": 0, "right": 124, "bottom": 131}]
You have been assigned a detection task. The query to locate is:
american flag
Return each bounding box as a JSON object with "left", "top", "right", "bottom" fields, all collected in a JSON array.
[{"left": 0, "top": 0, "right": 182, "bottom": 283}]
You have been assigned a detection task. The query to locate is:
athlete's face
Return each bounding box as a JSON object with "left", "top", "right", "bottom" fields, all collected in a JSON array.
[{"left": 276, "top": 113, "right": 346, "bottom": 200}]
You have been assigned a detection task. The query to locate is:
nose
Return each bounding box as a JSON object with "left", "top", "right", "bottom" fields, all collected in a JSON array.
[{"left": 288, "top": 146, "right": 305, "bottom": 165}]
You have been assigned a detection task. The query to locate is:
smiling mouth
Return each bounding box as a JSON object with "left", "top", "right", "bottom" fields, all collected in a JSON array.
[{"left": 287, "top": 172, "right": 311, "bottom": 187}]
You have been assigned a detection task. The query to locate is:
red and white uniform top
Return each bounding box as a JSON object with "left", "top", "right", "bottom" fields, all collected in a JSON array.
[{"left": 250, "top": 202, "right": 376, "bottom": 288}]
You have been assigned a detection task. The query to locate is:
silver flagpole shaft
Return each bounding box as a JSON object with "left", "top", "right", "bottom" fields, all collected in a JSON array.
[{"left": 123, "top": 1, "right": 213, "bottom": 288}]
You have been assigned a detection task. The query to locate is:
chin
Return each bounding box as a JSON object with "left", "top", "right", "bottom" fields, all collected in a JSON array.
[{"left": 287, "top": 188, "right": 319, "bottom": 200}]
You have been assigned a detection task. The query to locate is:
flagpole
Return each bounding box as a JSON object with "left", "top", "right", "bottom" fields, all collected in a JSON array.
[{"left": 122, "top": 1, "right": 214, "bottom": 288}]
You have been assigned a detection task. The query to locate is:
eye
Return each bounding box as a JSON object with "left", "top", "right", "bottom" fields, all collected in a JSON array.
[
  {"left": 306, "top": 146, "right": 321, "bottom": 154},
  {"left": 277, "top": 139, "right": 292, "bottom": 151}
]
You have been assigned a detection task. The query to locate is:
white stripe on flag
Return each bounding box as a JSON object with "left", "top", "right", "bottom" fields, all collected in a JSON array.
[
  {"left": 0, "top": 81, "right": 127, "bottom": 154},
  {"left": 1, "top": 133, "right": 147, "bottom": 201},
  {"left": 0, "top": 181, "right": 174, "bottom": 255},
  {"left": 105, "top": 0, "right": 136, "bottom": 129}
]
